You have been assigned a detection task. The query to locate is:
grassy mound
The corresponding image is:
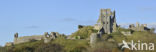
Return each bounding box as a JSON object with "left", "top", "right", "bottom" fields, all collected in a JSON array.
[{"left": 70, "top": 26, "right": 98, "bottom": 39}]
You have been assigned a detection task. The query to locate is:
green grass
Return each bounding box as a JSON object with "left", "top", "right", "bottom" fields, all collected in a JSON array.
[
  {"left": 52, "top": 37, "right": 89, "bottom": 52},
  {"left": 118, "top": 27, "right": 132, "bottom": 32},
  {"left": 70, "top": 26, "right": 98, "bottom": 39},
  {"left": 1, "top": 27, "right": 156, "bottom": 52},
  {"left": 5, "top": 37, "right": 89, "bottom": 52}
]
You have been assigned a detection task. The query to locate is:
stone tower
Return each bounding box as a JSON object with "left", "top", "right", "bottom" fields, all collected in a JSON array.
[
  {"left": 95, "top": 9, "right": 117, "bottom": 34},
  {"left": 14, "top": 32, "right": 18, "bottom": 44},
  {"left": 44, "top": 32, "right": 50, "bottom": 43}
]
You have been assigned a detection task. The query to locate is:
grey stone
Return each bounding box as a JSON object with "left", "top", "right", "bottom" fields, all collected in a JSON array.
[
  {"left": 90, "top": 33, "right": 97, "bottom": 47},
  {"left": 128, "top": 22, "right": 151, "bottom": 31},
  {"left": 94, "top": 9, "right": 117, "bottom": 34},
  {"left": 13, "top": 32, "right": 61, "bottom": 44},
  {"left": 121, "top": 31, "right": 132, "bottom": 36},
  {"left": 5, "top": 42, "right": 13, "bottom": 46}
]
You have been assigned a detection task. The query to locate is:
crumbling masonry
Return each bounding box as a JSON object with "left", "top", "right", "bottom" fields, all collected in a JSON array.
[
  {"left": 94, "top": 9, "right": 117, "bottom": 34},
  {"left": 13, "top": 32, "right": 60, "bottom": 45}
]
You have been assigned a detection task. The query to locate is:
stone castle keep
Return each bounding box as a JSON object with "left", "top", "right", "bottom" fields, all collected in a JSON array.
[
  {"left": 5, "top": 9, "right": 152, "bottom": 46},
  {"left": 94, "top": 9, "right": 117, "bottom": 34}
]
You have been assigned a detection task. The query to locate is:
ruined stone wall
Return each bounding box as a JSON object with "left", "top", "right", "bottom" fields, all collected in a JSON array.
[
  {"left": 90, "top": 33, "right": 97, "bottom": 47},
  {"left": 129, "top": 22, "right": 150, "bottom": 31},
  {"left": 14, "top": 35, "right": 44, "bottom": 44},
  {"left": 13, "top": 32, "right": 60, "bottom": 44}
]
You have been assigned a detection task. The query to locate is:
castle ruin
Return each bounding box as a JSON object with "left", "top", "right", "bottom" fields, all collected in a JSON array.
[
  {"left": 5, "top": 9, "right": 153, "bottom": 47},
  {"left": 94, "top": 9, "right": 117, "bottom": 34},
  {"left": 129, "top": 22, "right": 150, "bottom": 31},
  {"left": 13, "top": 32, "right": 60, "bottom": 45}
]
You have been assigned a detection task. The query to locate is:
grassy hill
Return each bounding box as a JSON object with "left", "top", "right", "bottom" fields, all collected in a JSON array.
[{"left": 1, "top": 26, "right": 156, "bottom": 52}]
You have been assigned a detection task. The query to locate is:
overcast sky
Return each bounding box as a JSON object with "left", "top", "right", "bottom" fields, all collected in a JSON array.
[{"left": 0, "top": 0, "right": 156, "bottom": 46}]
